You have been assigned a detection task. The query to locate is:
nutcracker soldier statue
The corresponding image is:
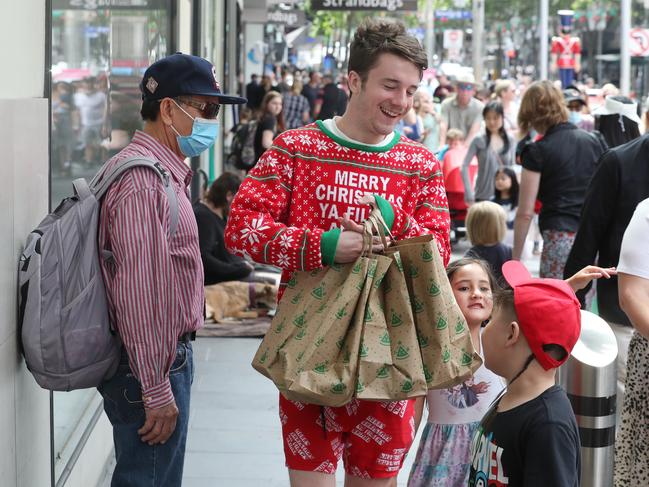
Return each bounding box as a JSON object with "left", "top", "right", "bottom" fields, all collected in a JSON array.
[{"left": 551, "top": 10, "right": 581, "bottom": 87}]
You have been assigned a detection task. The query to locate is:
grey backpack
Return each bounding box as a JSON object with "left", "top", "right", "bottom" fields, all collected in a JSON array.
[{"left": 18, "top": 156, "right": 178, "bottom": 391}]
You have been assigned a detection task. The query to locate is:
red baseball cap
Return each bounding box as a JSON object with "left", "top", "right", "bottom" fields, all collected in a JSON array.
[{"left": 501, "top": 261, "right": 581, "bottom": 370}]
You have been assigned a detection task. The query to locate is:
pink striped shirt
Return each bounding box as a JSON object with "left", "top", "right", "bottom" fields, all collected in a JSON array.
[{"left": 98, "top": 130, "right": 204, "bottom": 409}]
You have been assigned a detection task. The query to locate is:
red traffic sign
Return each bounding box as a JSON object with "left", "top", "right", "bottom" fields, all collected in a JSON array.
[{"left": 630, "top": 28, "right": 649, "bottom": 57}]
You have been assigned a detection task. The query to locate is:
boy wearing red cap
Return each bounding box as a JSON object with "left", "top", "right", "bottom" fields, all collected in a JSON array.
[{"left": 468, "top": 261, "right": 584, "bottom": 486}]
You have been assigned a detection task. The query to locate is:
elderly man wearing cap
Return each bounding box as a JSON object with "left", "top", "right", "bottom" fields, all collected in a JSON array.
[
  {"left": 440, "top": 72, "right": 484, "bottom": 145},
  {"left": 96, "top": 53, "right": 245, "bottom": 486}
]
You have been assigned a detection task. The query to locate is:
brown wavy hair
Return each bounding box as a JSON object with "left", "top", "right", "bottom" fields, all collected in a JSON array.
[
  {"left": 348, "top": 18, "right": 427, "bottom": 84},
  {"left": 259, "top": 90, "right": 285, "bottom": 133},
  {"left": 517, "top": 80, "right": 568, "bottom": 134}
]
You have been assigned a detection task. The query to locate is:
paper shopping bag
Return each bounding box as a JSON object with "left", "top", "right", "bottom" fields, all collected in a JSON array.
[
  {"left": 252, "top": 253, "right": 376, "bottom": 407},
  {"left": 388, "top": 235, "right": 482, "bottom": 389},
  {"left": 355, "top": 249, "right": 428, "bottom": 401}
]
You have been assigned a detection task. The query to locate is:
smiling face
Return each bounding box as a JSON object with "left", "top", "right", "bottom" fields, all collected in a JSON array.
[
  {"left": 450, "top": 263, "right": 493, "bottom": 330},
  {"left": 347, "top": 52, "right": 421, "bottom": 143}
]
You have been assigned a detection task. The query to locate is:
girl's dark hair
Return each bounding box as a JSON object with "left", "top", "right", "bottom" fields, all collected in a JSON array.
[
  {"left": 494, "top": 167, "right": 519, "bottom": 208},
  {"left": 446, "top": 257, "right": 499, "bottom": 293},
  {"left": 483, "top": 101, "right": 510, "bottom": 156},
  {"left": 595, "top": 96, "right": 641, "bottom": 148},
  {"left": 205, "top": 172, "right": 242, "bottom": 208}
]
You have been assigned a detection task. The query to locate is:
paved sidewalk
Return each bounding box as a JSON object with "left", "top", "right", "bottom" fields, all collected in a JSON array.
[{"left": 183, "top": 337, "right": 424, "bottom": 486}]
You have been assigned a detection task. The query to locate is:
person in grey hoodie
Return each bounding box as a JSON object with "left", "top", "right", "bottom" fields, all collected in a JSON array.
[{"left": 461, "top": 101, "right": 515, "bottom": 204}]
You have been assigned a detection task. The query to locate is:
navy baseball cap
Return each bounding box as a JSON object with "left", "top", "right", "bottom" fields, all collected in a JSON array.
[{"left": 140, "top": 52, "right": 246, "bottom": 104}]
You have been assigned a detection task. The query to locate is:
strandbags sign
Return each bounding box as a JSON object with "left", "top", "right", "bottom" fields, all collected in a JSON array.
[
  {"left": 54, "top": 0, "right": 165, "bottom": 9},
  {"left": 268, "top": 9, "right": 307, "bottom": 27},
  {"left": 311, "top": 0, "right": 417, "bottom": 12}
]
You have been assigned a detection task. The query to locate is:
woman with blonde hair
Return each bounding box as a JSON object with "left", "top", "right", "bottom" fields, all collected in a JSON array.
[
  {"left": 415, "top": 89, "right": 446, "bottom": 153},
  {"left": 464, "top": 201, "right": 511, "bottom": 284},
  {"left": 513, "top": 80, "right": 606, "bottom": 278},
  {"left": 494, "top": 79, "right": 519, "bottom": 135}
]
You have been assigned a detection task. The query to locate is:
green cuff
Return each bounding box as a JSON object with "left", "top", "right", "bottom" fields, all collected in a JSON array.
[
  {"left": 320, "top": 228, "right": 341, "bottom": 266},
  {"left": 374, "top": 195, "right": 395, "bottom": 231}
]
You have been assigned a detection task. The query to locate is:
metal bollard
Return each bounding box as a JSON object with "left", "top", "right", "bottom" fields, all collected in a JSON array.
[{"left": 558, "top": 310, "right": 618, "bottom": 487}]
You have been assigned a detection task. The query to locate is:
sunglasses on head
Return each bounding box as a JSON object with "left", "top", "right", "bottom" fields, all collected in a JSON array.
[
  {"left": 458, "top": 83, "right": 474, "bottom": 91},
  {"left": 176, "top": 97, "right": 221, "bottom": 119}
]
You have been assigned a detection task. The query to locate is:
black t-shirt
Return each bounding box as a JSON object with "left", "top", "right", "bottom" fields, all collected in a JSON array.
[
  {"left": 301, "top": 84, "right": 320, "bottom": 116},
  {"left": 317, "top": 83, "right": 348, "bottom": 120},
  {"left": 193, "top": 202, "right": 252, "bottom": 286},
  {"left": 465, "top": 243, "right": 512, "bottom": 286},
  {"left": 253, "top": 114, "right": 277, "bottom": 163},
  {"left": 468, "top": 385, "right": 581, "bottom": 487},
  {"left": 521, "top": 123, "right": 606, "bottom": 232}
]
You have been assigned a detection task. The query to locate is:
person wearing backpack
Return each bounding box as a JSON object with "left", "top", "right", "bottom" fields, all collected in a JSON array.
[
  {"left": 228, "top": 117, "right": 258, "bottom": 172},
  {"left": 97, "top": 53, "right": 246, "bottom": 486}
]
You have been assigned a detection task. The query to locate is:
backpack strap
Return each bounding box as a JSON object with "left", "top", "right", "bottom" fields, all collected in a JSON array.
[{"left": 91, "top": 156, "right": 179, "bottom": 236}]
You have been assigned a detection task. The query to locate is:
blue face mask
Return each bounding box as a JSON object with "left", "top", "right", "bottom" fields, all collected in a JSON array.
[
  {"left": 568, "top": 110, "right": 582, "bottom": 125},
  {"left": 171, "top": 100, "right": 219, "bottom": 157}
]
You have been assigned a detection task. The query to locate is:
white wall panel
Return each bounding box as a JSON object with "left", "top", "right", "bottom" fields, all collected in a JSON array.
[
  {"left": 0, "top": 337, "right": 17, "bottom": 485},
  {"left": 0, "top": 98, "right": 51, "bottom": 487},
  {"left": 0, "top": 0, "right": 45, "bottom": 98}
]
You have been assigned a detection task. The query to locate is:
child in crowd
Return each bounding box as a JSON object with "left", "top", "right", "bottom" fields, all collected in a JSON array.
[
  {"left": 468, "top": 261, "right": 615, "bottom": 486},
  {"left": 492, "top": 167, "right": 519, "bottom": 230},
  {"left": 408, "top": 258, "right": 505, "bottom": 487},
  {"left": 440, "top": 129, "right": 478, "bottom": 243},
  {"left": 462, "top": 101, "right": 515, "bottom": 205},
  {"left": 436, "top": 127, "right": 464, "bottom": 163},
  {"left": 465, "top": 201, "right": 512, "bottom": 285}
]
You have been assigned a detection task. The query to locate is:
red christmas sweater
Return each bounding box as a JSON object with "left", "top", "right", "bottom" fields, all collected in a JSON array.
[{"left": 225, "top": 121, "right": 451, "bottom": 300}]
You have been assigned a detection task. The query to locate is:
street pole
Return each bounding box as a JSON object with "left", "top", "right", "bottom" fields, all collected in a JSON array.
[
  {"left": 472, "top": 0, "right": 484, "bottom": 82},
  {"left": 425, "top": 0, "right": 435, "bottom": 65},
  {"left": 540, "top": 0, "right": 549, "bottom": 80},
  {"left": 621, "top": 0, "right": 631, "bottom": 94}
]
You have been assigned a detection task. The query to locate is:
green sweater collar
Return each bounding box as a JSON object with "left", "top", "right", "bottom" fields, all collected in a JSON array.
[{"left": 316, "top": 120, "right": 401, "bottom": 153}]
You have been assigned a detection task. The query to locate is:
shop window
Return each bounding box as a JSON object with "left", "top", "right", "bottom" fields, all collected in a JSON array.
[{"left": 50, "top": 1, "right": 172, "bottom": 482}]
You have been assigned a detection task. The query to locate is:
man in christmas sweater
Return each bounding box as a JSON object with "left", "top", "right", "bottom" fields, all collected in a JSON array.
[{"left": 225, "top": 18, "right": 450, "bottom": 486}]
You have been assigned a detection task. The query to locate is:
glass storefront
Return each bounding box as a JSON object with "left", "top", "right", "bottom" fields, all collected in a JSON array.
[{"left": 49, "top": 1, "right": 174, "bottom": 482}]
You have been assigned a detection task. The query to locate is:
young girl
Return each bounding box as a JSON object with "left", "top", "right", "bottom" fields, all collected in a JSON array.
[
  {"left": 408, "top": 259, "right": 616, "bottom": 487},
  {"left": 408, "top": 258, "right": 505, "bottom": 487},
  {"left": 253, "top": 90, "right": 285, "bottom": 166},
  {"left": 492, "top": 167, "right": 519, "bottom": 230},
  {"left": 461, "top": 101, "right": 515, "bottom": 204},
  {"left": 465, "top": 201, "right": 512, "bottom": 285}
]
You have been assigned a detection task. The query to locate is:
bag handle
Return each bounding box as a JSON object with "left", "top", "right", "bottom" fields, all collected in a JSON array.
[
  {"left": 361, "top": 218, "right": 374, "bottom": 257},
  {"left": 365, "top": 215, "right": 388, "bottom": 252},
  {"left": 366, "top": 208, "right": 392, "bottom": 251}
]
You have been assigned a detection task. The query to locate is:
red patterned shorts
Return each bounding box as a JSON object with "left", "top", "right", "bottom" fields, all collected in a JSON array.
[{"left": 279, "top": 394, "right": 417, "bottom": 479}]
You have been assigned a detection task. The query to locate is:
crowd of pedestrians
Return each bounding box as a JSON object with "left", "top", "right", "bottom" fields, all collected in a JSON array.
[{"left": 51, "top": 76, "right": 109, "bottom": 173}]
